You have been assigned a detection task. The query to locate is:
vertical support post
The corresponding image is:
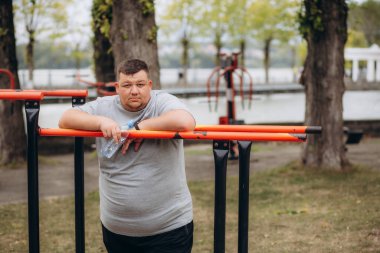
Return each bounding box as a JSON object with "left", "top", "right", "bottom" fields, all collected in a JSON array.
[
  {"left": 25, "top": 100, "right": 40, "bottom": 253},
  {"left": 222, "top": 55, "right": 238, "bottom": 159},
  {"left": 237, "top": 141, "right": 252, "bottom": 253},
  {"left": 72, "top": 97, "right": 86, "bottom": 253},
  {"left": 213, "top": 140, "right": 229, "bottom": 253},
  {"left": 223, "top": 55, "right": 236, "bottom": 124}
]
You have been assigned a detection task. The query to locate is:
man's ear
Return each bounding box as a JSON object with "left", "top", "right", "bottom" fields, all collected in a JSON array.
[
  {"left": 148, "top": 80, "right": 153, "bottom": 88},
  {"left": 115, "top": 81, "right": 120, "bottom": 93}
]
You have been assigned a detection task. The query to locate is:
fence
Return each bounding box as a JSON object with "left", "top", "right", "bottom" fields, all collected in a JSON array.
[{"left": 0, "top": 90, "right": 321, "bottom": 253}]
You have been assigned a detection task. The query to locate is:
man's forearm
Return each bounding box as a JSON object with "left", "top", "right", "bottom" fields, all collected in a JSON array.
[
  {"left": 59, "top": 109, "right": 103, "bottom": 130},
  {"left": 138, "top": 110, "right": 195, "bottom": 131}
]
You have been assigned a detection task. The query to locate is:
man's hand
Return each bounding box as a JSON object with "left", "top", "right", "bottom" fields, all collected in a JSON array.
[
  {"left": 98, "top": 117, "right": 122, "bottom": 143},
  {"left": 121, "top": 127, "right": 144, "bottom": 153}
]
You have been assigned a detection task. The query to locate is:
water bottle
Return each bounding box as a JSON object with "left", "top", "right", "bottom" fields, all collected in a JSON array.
[{"left": 101, "top": 120, "right": 136, "bottom": 158}]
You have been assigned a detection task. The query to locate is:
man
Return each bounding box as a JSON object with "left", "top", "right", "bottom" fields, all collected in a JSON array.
[{"left": 59, "top": 59, "right": 195, "bottom": 253}]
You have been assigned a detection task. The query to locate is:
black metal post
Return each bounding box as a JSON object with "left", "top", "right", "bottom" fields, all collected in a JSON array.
[
  {"left": 237, "top": 141, "right": 252, "bottom": 253},
  {"left": 222, "top": 55, "right": 238, "bottom": 159},
  {"left": 213, "top": 140, "right": 229, "bottom": 253},
  {"left": 72, "top": 97, "right": 86, "bottom": 253},
  {"left": 25, "top": 100, "right": 41, "bottom": 253}
]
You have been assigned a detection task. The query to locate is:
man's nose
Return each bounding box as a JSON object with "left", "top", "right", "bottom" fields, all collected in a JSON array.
[{"left": 130, "top": 84, "right": 139, "bottom": 93}]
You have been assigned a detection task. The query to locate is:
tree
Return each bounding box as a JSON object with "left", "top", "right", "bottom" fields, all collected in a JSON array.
[
  {"left": 248, "top": 0, "right": 298, "bottom": 83},
  {"left": 200, "top": 0, "right": 229, "bottom": 66},
  {"left": 227, "top": 0, "right": 251, "bottom": 67},
  {"left": 348, "top": 0, "right": 380, "bottom": 46},
  {"left": 14, "top": 0, "right": 69, "bottom": 87},
  {"left": 110, "top": 0, "right": 160, "bottom": 89},
  {"left": 299, "top": 0, "right": 349, "bottom": 170},
  {"left": 0, "top": 0, "right": 26, "bottom": 165},
  {"left": 92, "top": 0, "right": 115, "bottom": 82},
  {"left": 160, "top": 0, "right": 202, "bottom": 86}
]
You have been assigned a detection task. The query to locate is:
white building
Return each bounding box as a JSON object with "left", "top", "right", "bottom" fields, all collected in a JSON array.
[{"left": 345, "top": 44, "right": 380, "bottom": 82}]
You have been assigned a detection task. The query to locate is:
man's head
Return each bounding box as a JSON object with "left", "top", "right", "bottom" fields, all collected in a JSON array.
[{"left": 115, "top": 59, "right": 153, "bottom": 112}]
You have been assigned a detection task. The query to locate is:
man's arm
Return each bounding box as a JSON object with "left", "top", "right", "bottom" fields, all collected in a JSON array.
[
  {"left": 59, "top": 109, "right": 122, "bottom": 142},
  {"left": 121, "top": 109, "right": 196, "bottom": 153},
  {"left": 137, "top": 109, "right": 196, "bottom": 131}
]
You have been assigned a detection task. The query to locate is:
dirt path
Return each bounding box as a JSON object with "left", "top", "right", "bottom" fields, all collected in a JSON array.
[{"left": 0, "top": 138, "right": 379, "bottom": 205}]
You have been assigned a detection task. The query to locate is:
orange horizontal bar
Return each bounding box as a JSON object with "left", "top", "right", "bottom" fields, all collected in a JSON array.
[
  {"left": 195, "top": 125, "right": 322, "bottom": 134},
  {"left": 0, "top": 91, "right": 44, "bottom": 100},
  {"left": 39, "top": 90, "right": 88, "bottom": 97},
  {"left": 0, "top": 89, "right": 88, "bottom": 97},
  {"left": 39, "top": 128, "right": 306, "bottom": 142}
]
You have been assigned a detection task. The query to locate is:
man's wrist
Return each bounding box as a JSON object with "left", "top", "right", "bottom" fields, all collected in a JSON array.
[{"left": 134, "top": 121, "right": 141, "bottom": 130}]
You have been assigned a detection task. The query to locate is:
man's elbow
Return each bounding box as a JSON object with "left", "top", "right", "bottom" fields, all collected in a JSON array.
[
  {"left": 178, "top": 116, "right": 196, "bottom": 131},
  {"left": 58, "top": 117, "right": 68, "bottom": 128},
  {"left": 58, "top": 109, "right": 74, "bottom": 129}
]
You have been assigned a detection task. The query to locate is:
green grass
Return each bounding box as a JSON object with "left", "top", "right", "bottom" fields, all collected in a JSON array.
[{"left": 1, "top": 164, "right": 380, "bottom": 252}]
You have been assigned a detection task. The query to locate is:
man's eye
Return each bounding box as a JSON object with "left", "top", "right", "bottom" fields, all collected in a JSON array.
[
  {"left": 124, "top": 83, "right": 132, "bottom": 88},
  {"left": 136, "top": 83, "right": 145, "bottom": 88}
]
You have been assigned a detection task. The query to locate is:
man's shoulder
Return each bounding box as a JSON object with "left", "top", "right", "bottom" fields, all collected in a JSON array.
[
  {"left": 151, "top": 90, "right": 176, "bottom": 100},
  {"left": 91, "top": 95, "right": 118, "bottom": 104}
]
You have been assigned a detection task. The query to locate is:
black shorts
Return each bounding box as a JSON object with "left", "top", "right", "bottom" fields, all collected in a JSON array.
[{"left": 102, "top": 221, "right": 193, "bottom": 253}]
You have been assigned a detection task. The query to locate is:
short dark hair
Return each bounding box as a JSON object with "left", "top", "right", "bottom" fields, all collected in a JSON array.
[{"left": 117, "top": 59, "right": 149, "bottom": 78}]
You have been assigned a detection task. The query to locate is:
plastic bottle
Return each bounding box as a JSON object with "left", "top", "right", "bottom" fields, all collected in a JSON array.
[{"left": 101, "top": 120, "right": 136, "bottom": 158}]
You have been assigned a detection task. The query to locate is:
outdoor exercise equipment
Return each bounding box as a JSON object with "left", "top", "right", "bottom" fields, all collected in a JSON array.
[
  {"left": 0, "top": 90, "right": 321, "bottom": 253},
  {"left": 206, "top": 52, "right": 254, "bottom": 159},
  {"left": 75, "top": 72, "right": 117, "bottom": 96},
  {"left": 0, "top": 68, "right": 16, "bottom": 89}
]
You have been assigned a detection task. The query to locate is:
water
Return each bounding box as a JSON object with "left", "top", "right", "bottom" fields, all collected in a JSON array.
[
  {"left": 17, "top": 68, "right": 297, "bottom": 89},
  {"left": 38, "top": 90, "right": 380, "bottom": 128}
]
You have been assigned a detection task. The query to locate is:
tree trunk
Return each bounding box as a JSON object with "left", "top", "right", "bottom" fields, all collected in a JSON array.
[
  {"left": 110, "top": 0, "right": 160, "bottom": 89},
  {"left": 263, "top": 37, "right": 272, "bottom": 84},
  {"left": 214, "top": 33, "right": 222, "bottom": 67},
  {"left": 92, "top": 0, "right": 115, "bottom": 83},
  {"left": 26, "top": 29, "right": 35, "bottom": 86},
  {"left": 181, "top": 35, "right": 189, "bottom": 86},
  {"left": 300, "top": 0, "right": 349, "bottom": 170},
  {"left": 239, "top": 39, "right": 246, "bottom": 68},
  {"left": 0, "top": 0, "right": 26, "bottom": 165}
]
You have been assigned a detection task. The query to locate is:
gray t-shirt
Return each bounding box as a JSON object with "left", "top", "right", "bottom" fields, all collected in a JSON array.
[{"left": 76, "top": 90, "right": 193, "bottom": 236}]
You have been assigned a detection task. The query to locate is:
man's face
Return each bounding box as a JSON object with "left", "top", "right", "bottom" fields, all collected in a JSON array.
[{"left": 116, "top": 70, "right": 152, "bottom": 111}]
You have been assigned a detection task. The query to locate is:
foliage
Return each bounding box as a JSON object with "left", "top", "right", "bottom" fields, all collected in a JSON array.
[
  {"left": 91, "top": 0, "right": 113, "bottom": 39},
  {"left": 138, "top": 0, "right": 155, "bottom": 15},
  {"left": 348, "top": 0, "right": 380, "bottom": 46},
  {"left": 347, "top": 29, "right": 368, "bottom": 48},
  {"left": 298, "top": 0, "right": 324, "bottom": 40},
  {"left": 146, "top": 25, "right": 159, "bottom": 43},
  {"left": 250, "top": 0, "right": 299, "bottom": 43},
  {"left": 16, "top": 42, "right": 92, "bottom": 69},
  {"left": 14, "top": 0, "right": 70, "bottom": 41}
]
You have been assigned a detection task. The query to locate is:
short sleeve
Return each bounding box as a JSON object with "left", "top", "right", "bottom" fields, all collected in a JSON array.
[
  {"left": 156, "top": 92, "right": 192, "bottom": 116},
  {"left": 74, "top": 98, "right": 100, "bottom": 115}
]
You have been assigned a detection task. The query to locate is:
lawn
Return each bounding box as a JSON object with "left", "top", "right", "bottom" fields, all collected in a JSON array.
[{"left": 1, "top": 163, "right": 380, "bottom": 252}]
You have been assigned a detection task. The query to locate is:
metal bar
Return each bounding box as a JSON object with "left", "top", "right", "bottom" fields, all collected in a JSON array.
[
  {"left": 25, "top": 100, "right": 41, "bottom": 253},
  {"left": 0, "top": 89, "right": 88, "bottom": 97},
  {"left": 72, "top": 97, "right": 86, "bottom": 253},
  {"left": 39, "top": 128, "right": 307, "bottom": 142},
  {"left": 0, "top": 68, "right": 15, "bottom": 89},
  {"left": 237, "top": 141, "right": 252, "bottom": 253},
  {"left": 213, "top": 140, "right": 229, "bottom": 253},
  {"left": 0, "top": 91, "right": 44, "bottom": 100},
  {"left": 195, "top": 125, "right": 322, "bottom": 134}
]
